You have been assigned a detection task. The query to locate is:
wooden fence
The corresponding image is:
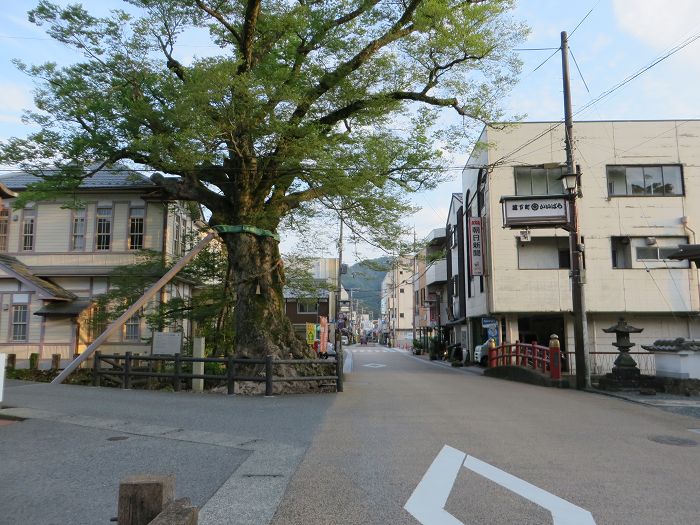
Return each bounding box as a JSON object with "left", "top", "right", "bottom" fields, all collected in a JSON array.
[{"left": 93, "top": 352, "right": 343, "bottom": 395}]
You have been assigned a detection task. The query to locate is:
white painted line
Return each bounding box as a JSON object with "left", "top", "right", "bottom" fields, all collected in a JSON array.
[
  {"left": 362, "top": 363, "right": 386, "bottom": 368},
  {"left": 464, "top": 455, "right": 596, "bottom": 525},
  {"left": 404, "top": 445, "right": 466, "bottom": 525},
  {"left": 689, "top": 429, "right": 700, "bottom": 434}
]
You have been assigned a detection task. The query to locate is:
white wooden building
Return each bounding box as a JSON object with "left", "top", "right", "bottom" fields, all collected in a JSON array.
[{"left": 0, "top": 165, "right": 197, "bottom": 362}]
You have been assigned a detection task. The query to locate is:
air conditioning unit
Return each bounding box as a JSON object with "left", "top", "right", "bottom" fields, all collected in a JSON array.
[
  {"left": 645, "top": 237, "right": 657, "bottom": 246},
  {"left": 519, "top": 230, "right": 531, "bottom": 242}
]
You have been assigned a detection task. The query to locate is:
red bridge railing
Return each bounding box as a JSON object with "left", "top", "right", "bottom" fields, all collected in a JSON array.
[{"left": 488, "top": 337, "right": 562, "bottom": 380}]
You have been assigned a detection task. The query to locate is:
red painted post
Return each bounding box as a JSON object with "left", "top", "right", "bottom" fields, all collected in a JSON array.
[
  {"left": 549, "top": 334, "right": 561, "bottom": 380},
  {"left": 487, "top": 339, "right": 497, "bottom": 367}
]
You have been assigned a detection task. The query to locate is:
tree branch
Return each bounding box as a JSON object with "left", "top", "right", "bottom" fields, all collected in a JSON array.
[
  {"left": 194, "top": 1, "right": 242, "bottom": 45},
  {"left": 239, "top": 0, "right": 262, "bottom": 73}
]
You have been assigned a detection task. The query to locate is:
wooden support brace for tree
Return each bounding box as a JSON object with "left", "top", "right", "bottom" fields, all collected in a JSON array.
[{"left": 117, "top": 474, "right": 175, "bottom": 525}]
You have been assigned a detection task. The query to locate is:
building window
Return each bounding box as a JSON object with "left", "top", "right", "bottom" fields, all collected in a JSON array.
[
  {"left": 297, "top": 299, "right": 318, "bottom": 314},
  {"left": 400, "top": 288, "right": 405, "bottom": 293},
  {"left": 96, "top": 207, "right": 112, "bottom": 250},
  {"left": 607, "top": 165, "right": 683, "bottom": 196},
  {"left": 11, "top": 304, "right": 28, "bottom": 341},
  {"left": 518, "top": 237, "right": 570, "bottom": 269},
  {"left": 124, "top": 314, "right": 141, "bottom": 341},
  {"left": 399, "top": 312, "right": 405, "bottom": 318},
  {"left": 71, "top": 208, "right": 86, "bottom": 250},
  {"left": 22, "top": 209, "right": 36, "bottom": 251},
  {"left": 0, "top": 208, "right": 9, "bottom": 252},
  {"left": 129, "top": 208, "right": 145, "bottom": 250},
  {"left": 611, "top": 236, "right": 688, "bottom": 269},
  {"left": 515, "top": 166, "right": 565, "bottom": 196}
]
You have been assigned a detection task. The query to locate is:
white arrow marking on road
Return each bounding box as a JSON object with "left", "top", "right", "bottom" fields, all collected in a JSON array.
[
  {"left": 404, "top": 445, "right": 596, "bottom": 525},
  {"left": 404, "top": 445, "right": 465, "bottom": 525},
  {"left": 463, "top": 455, "right": 596, "bottom": 525},
  {"left": 363, "top": 363, "right": 386, "bottom": 368}
]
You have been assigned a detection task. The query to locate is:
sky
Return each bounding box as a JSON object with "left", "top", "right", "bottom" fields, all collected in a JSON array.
[{"left": 1, "top": 1, "right": 700, "bottom": 262}]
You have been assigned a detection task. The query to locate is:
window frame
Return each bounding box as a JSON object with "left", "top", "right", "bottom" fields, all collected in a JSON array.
[
  {"left": 128, "top": 207, "right": 145, "bottom": 250},
  {"left": 21, "top": 208, "right": 36, "bottom": 252},
  {"left": 124, "top": 313, "right": 141, "bottom": 342},
  {"left": 10, "top": 304, "right": 29, "bottom": 342},
  {"left": 95, "top": 206, "right": 113, "bottom": 251},
  {"left": 0, "top": 208, "right": 9, "bottom": 252},
  {"left": 71, "top": 208, "right": 87, "bottom": 251},
  {"left": 606, "top": 164, "right": 684, "bottom": 197},
  {"left": 296, "top": 299, "right": 318, "bottom": 314},
  {"left": 514, "top": 166, "right": 566, "bottom": 196}
]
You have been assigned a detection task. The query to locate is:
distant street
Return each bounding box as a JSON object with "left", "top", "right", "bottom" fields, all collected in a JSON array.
[{"left": 2, "top": 344, "right": 699, "bottom": 524}]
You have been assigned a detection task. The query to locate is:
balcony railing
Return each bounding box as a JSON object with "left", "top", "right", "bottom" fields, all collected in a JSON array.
[{"left": 426, "top": 259, "right": 447, "bottom": 285}]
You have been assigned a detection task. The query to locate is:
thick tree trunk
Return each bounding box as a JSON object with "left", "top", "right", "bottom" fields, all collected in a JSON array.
[{"left": 221, "top": 231, "right": 308, "bottom": 359}]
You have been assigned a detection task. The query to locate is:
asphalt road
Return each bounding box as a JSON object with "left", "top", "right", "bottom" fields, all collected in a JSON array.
[
  {"left": 271, "top": 346, "right": 700, "bottom": 525},
  {"left": 2, "top": 347, "right": 699, "bottom": 524}
]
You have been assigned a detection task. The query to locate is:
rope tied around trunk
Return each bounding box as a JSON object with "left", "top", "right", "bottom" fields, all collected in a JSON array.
[{"left": 213, "top": 224, "right": 280, "bottom": 242}]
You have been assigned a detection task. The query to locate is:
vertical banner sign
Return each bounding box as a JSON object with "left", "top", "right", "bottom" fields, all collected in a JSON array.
[
  {"left": 305, "top": 323, "right": 316, "bottom": 345},
  {"left": 469, "top": 217, "right": 484, "bottom": 276},
  {"left": 320, "top": 316, "right": 328, "bottom": 354}
]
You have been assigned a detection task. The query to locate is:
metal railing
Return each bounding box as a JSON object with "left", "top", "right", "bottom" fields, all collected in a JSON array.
[
  {"left": 565, "top": 352, "right": 656, "bottom": 376},
  {"left": 93, "top": 351, "right": 343, "bottom": 395}
]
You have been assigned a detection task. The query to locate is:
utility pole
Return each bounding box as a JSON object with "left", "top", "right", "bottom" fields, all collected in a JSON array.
[
  {"left": 561, "top": 31, "right": 591, "bottom": 389},
  {"left": 336, "top": 215, "right": 344, "bottom": 356}
]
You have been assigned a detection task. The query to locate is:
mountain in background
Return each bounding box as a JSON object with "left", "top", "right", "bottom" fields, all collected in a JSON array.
[{"left": 343, "top": 257, "right": 392, "bottom": 319}]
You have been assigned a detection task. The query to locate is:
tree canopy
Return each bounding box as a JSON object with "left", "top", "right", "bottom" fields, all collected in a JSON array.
[{"left": 1, "top": 0, "right": 526, "bottom": 357}]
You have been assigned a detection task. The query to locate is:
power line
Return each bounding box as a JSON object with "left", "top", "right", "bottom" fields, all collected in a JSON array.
[{"left": 568, "top": 0, "right": 602, "bottom": 38}]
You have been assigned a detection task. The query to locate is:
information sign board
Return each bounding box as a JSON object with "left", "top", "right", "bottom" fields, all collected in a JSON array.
[
  {"left": 152, "top": 332, "right": 183, "bottom": 355},
  {"left": 501, "top": 195, "right": 570, "bottom": 228}
]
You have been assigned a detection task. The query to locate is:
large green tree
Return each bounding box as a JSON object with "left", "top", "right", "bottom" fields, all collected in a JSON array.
[{"left": 1, "top": 0, "right": 525, "bottom": 358}]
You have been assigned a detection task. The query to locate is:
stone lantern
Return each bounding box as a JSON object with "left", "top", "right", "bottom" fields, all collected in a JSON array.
[{"left": 602, "top": 318, "right": 643, "bottom": 381}]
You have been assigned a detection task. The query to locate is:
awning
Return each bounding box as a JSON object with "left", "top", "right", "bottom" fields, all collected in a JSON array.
[
  {"left": 444, "top": 317, "right": 466, "bottom": 327},
  {"left": 34, "top": 299, "right": 92, "bottom": 317}
]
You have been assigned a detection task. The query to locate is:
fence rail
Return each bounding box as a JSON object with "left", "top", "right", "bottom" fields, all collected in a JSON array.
[
  {"left": 566, "top": 352, "right": 656, "bottom": 376},
  {"left": 93, "top": 351, "right": 343, "bottom": 395},
  {"left": 489, "top": 342, "right": 562, "bottom": 380}
]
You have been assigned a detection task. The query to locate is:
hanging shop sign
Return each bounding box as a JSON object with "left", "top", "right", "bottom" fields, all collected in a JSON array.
[
  {"left": 500, "top": 195, "right": 570, "bottom": 229},
  {"left": 468, "top": 217, "right": 484, "bottom": 276}
]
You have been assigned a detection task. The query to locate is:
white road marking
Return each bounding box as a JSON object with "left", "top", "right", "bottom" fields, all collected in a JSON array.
[
  {"left": 404, "top": 446, "right": 597, "bottom": 525},
  {"left": 362, "top": 363, "right": 386, "bottom": 368},
  {"left": 404, "top": 445, "right": 466, "bottom": 525},
  {"left": 464, "top": 455, "right": 596, "bottom": 525},
  {"left": 689, "top": 428, "right": 700, "bottom": 434}
]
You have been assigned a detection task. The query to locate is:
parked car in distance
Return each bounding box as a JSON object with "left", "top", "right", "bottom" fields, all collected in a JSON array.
[{"left": 474, "top": 341, "right": 490, "bottom": 366}]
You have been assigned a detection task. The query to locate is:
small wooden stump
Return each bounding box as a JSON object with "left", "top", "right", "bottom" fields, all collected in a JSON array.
[
  {"left": 29, "top": 353, "right": 39, "bottom": 370},
  {"left": 51, "top": 354, "right": 61, "bottom": 371},
  {"left": 6, "top": 354, "right": 15, "bottom": 370},
  {"left": 148, "top": 498, "right": 198, "bottom": 525},
  {"left": 117, "top": 474, "right": 175, "bottom": 525}
]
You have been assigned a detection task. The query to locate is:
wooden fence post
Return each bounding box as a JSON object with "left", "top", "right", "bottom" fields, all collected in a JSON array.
[
  {"left": 124, "top": 352, "right": 132, "bottom": 389},
  {"left": 6, "top": 354, "right": 15, "bottom": 370},
  {"left": 265, "top": 355, "right": 273, "bottom": 396},
  {"left": 173, "top": 353, "right": 182, "bottom": 392},
  {"left": 226, "top": 355, "right": 235, "bottom": 395},
  {"left": 335, "top": 351, "right": 343, "bottom": 393},
  {"left": 51, "top": 354, "right": 61, "bottom": 371},
  {"left": 93, "top": 351, "right": 101, "bottom": 387},
  {"left": 29, "top": 353, "right": 39, "bottom": 370},
  {"left": 192, "top": 337, "right": 205, "bottom": 393},
  {"left": 117, "top": 474, "right": 175, "bottom": 525},
  {"left": 148, "top": 498, "right": 198, "bottom": 525}
]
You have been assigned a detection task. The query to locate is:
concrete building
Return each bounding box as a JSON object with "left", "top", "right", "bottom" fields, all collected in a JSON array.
[
  {"left": 380, "top": 258, "right": 414, "bottom": 347},
  {"left": 460, "top": 120, "right": 700, "bottom": 368},
  {"left": 413, "top": 228, "right": 448, "bottom": 354}
]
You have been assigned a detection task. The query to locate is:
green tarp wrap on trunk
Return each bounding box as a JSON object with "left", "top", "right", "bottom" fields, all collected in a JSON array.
[{"left": 213, "top": 225, "right": 280, "bottom": 242}]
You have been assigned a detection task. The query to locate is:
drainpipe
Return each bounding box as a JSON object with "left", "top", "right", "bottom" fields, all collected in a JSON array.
[{"left": 681, "top": 216, "right": 698, "bottom": 337}]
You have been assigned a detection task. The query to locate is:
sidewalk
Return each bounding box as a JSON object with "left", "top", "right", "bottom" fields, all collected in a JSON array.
[{"left": 589, "top": 388, "right": 700, "bottom": 420}]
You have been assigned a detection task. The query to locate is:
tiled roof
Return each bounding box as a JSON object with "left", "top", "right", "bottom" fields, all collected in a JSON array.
[
  {"left": 0, "top": 163, "right": 156, "bottom": 191},
  {"left": 0, "top": 254, "right": 76, "bottom": 300},
  {"left": 35, "top": 299, "right": 92, "bottom": 317}
]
